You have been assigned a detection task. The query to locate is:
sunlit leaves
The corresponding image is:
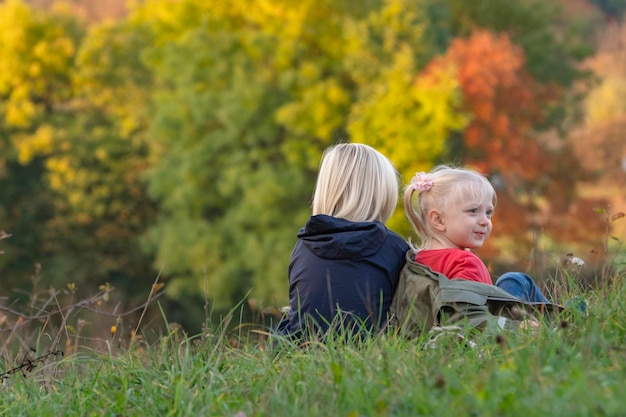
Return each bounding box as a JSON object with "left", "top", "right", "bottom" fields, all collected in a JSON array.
[
  {"left": 584, "top": 24, "right": 626, "bottom": 124},
  {"left": 276, "top": 78, "right": 351, "bottom": 140},
  {"left": 0, "top": 0, "right": 80, "bottom": 128},
  {"left": 73, "top": 20, "right": 154, "bottom": 139},
  {"left": 585, "top": 76, "right": 626, "bottom": 123},
  {"left": 12, "top": 124, "right": 54, "bottom": 164},
  {"left": 348, "top": 46, "right": 467, "bottom": 178}
]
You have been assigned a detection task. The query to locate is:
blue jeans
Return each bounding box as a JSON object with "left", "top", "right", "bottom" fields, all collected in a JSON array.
[{"left": 495, "top": 272, "right": 550, "bottom": 303}]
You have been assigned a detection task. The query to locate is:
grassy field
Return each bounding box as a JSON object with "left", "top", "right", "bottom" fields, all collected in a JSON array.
[{"left": 1, "top": 272, "right": 625, "bottom": 416}]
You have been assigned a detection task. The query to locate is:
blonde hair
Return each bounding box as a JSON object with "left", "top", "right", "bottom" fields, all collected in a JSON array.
[
  {"left": 404, "top": 165, "right": 497, "bottom": 248},
  {"left": 312, "top": 143, "right": 399, "bottom": 223}
]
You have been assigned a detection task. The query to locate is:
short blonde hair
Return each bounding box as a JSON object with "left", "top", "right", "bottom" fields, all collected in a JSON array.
[
  {"left": 312, "top": 143, "right": 400, "bottom": 223},
  {"left": 404, "top": 165, "right": 497, "bottom": 248}
]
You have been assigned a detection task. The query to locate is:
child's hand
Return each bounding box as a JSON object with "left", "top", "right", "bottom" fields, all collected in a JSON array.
[{"left": 519, "top": 319, "right": 540, "bottom": 330}]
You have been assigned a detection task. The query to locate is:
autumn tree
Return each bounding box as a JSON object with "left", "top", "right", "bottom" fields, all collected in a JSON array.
[
  {"left": 46, "top": 18, "right": 158, "bottom": 299},
  {"left": 132, "top": 0, "right": 467, "bottom": 311},
  {"left": 0, "top": 0, "right": 83, "bottom": 291},
  {"left": 0, "top": 0, "right": 157, "bottom": 303},
  {"left": 423, "top": 29, "right": 606, "bottom": 271},
  {"left": 135, "top": 0, "right": 322, "bottom": 311}
]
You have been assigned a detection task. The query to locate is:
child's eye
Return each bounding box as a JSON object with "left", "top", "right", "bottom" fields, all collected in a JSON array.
[
  {"left": 487, "top": 210, "right": 494, "bottom": 218},
  {"left": 468, "top": 208, "right": 478, "bottom": 214}
]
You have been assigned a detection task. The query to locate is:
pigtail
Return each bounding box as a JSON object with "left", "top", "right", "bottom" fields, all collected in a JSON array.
[{"left": 403, "top": 185, "right": 424, "bottom": 243}]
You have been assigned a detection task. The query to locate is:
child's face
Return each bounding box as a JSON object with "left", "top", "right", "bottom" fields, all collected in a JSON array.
[{"left": 438, "top": 192, "right": 494, "bottom": 250}]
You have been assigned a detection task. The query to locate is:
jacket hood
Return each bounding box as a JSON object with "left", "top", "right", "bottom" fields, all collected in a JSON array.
[{"left": 297, "top": 214, "right": 388, "bottom": 259}]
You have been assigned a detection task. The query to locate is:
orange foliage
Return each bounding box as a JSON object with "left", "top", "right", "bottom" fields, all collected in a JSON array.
[
  {"left": 425, "top": 30, "right": 607, "bottom": 262},
  {"left": 432, "top": 31, "right": 561, "bottom": 179}
]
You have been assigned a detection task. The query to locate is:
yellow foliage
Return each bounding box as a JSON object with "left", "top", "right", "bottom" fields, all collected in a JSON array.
[
  {"left": 275, "top": 78, "right": 350, "bottom": 140},
  {"left": 13, "top": 125, "right": 55, "bottom": 164},
  {"left": 94, "top": 148, "right": 108, "bottom": 161},
  {"left": 5, "top": 98, "right": 37, "bottom": 127},
  {"left": 48, "top": 171, "right": 63, "bottom": 190},
  {"left": 46, "top": 156, "right": 75, "bottom": 191},
  {"left": 370, "top": 0, "right": 427, "bottom": 54},
  {"left": 348, "top": 47, "right": 468, "bottom": 181},
  {"left": 0, "top": 2, "right": 31, "bottom": 68},
  {"left": 0, "top": 0, "right": 77, "bottom": 127},
  {"left": 585, "top": 76, "right": 626, "bottom": 123},
  {"left": 68, "top": 190, "right": 81, "bottom": 206},
  {"left": 299, "top": 62, "right": 321, "bottom": 83}
]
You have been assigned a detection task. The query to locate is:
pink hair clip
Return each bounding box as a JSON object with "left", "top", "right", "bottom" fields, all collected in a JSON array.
[{"left": 410, "top": 172, "right": 434, "bottom": 192}]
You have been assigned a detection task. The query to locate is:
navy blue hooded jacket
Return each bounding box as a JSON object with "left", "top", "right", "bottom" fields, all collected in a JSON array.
[{"left": 285, "top": 214, "right": 409, "bottom": 338}]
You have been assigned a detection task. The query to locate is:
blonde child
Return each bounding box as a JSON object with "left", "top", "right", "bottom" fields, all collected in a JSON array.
[
  {"left": 280, "top": 143, "right": 409, "bottom": 340},
  {"left": 403, "top": 165, "right": 550, "bottom": 303}
]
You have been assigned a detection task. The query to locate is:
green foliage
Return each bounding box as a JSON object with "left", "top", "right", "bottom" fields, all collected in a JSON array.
[
  {"left": 0, "top": 158, "right": 54, "bottom": 280},
  {"left": 446, "top": 0, "right": 592, "bottom": 86},
  {"left": 138, "top": 1, "right": 313, "bottom": 307},
  {"left": 591, "top": 0, "right": 626, "bottom": 19},
  {"left": 41, "top": 18, "right": 159, "bottom": 297},
  {"left": 136, "top": 0, "right": 472, "bottom": 308}
]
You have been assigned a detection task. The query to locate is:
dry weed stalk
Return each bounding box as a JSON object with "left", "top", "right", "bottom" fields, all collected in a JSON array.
[
  {"left": 592, "top": 207, "right": 625, "bottom": 283},
  {"left": 0, "top": 268, "right": 165, "bottom": 383},
  {"left": 0, "top": 231, "right": 167, "bottom": 383}
]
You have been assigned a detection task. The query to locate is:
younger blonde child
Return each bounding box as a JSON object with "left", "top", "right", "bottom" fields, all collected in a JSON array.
[{"left": 403, "top": 165, "right": 550, "bottom": 303}]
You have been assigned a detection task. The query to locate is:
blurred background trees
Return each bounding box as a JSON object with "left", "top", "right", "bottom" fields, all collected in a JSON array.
[{"left": 1, "top": 0, "right": 624, "bottom": 332}]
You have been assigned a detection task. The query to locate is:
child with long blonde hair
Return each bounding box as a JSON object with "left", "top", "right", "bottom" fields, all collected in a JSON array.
[{"left": 281, "top": 143, "right": 410, "bottom": 340}]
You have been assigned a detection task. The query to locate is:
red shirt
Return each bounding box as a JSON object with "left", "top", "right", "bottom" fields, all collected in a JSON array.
[{"left": 415, "top": 248, "right": 493, "bottom": 285}]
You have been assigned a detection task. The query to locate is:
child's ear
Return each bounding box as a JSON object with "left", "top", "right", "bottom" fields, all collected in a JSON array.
[{"left": 429, "top": 210, "right": 446, "bottom": 231}]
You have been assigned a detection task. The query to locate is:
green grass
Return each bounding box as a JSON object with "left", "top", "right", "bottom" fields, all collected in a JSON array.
[{"left": 1, "top": 276, "right": 625, "bottom": 417}]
